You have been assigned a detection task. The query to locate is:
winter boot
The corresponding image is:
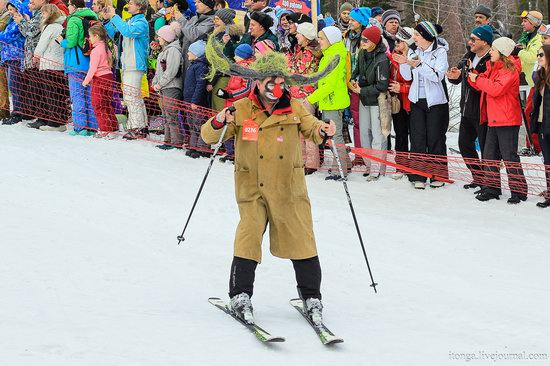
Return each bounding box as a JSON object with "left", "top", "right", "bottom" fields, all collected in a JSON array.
[
  {"left": 304, "top": 298, "right": 323, "bottom": 326},
  {"left": 26, "top": 119, "right": 47, "bottom": 129},
  {"left": 476, "top": 191, "right": 500, "bottom": 202},
  {"left": 229, "top": 293, "right": 254, "bottom": 324},
  {"left": 537, "top": 198, "right": 550, "bottom": 208},
  {"left": 430, "top": 181, "right": 445, "bottom": 188},
  {"left": 507, "top": 195, "right": 527, "bottom": 204},
  {"left": 366, "top": 173, "right": 380, "bottom": 182}
]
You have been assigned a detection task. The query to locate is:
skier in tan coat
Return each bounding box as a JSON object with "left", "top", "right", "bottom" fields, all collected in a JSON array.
[{"left": 201, "top": 37, "right": 340, "bottom": 326}]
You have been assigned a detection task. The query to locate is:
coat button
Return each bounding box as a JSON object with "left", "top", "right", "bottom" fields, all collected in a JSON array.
[
  {"left": 260, "top": 183, "right": 264, "bottom": 187},
  {"left": 279, "top": 155, "right": 283, "bottom": 159},
  {"left": 280, "top": 127, "right": 284, "bottom": 131},
  {"left": 259, "top": 127, "right": 263, "bottom": 131},
  {"left": 260, "top": 155, "right": 263, "bottom": 159},
  {"left": 293, "top": 117, "right": 297, "bottom": 120}
]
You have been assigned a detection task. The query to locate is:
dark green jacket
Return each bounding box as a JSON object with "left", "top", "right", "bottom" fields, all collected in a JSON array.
[{"left": 352, "top": 42, "right": 390, "bottom": 106}]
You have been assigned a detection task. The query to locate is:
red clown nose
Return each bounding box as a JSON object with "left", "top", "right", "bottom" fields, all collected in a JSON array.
[{"left": 272, "top": 82, "right": 283, "bottom": 98}]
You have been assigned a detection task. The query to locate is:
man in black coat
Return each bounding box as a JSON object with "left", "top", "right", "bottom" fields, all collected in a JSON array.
[{"left": 446, "top": 25, "right": 493, "bottom": 190}]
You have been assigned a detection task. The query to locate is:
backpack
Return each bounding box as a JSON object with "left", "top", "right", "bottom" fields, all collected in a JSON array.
[{"left": 77, "top": 16, "right": 102, "bottom": 56}]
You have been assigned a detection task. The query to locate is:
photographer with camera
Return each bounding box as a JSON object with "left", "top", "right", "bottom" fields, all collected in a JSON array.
[{"left": 446, "top": 25, "right": 493, "bottom": 191}]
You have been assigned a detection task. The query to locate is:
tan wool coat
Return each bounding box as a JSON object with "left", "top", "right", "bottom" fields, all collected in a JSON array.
[{"left": 201, "top": 95, "right": 325, "bottom": 263}]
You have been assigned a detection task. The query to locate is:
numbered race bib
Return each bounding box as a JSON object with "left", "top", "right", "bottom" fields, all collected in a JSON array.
[{"left": 242, "top": 119, "right": 259, "bottom": 141}]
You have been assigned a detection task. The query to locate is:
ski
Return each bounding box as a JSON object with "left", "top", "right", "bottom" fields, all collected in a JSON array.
[
  {"left": 208, "top": 297, "right": 285, "bottom": 343},
  {"left": 289, "top": 298, "right": 344, "bottom": 345}
]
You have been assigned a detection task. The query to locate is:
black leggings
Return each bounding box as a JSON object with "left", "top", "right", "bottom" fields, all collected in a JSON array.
[
  {"left": 229, "top": 256, "right": 322, "bottom": 300},
  {"left": 408, "top": 99, "right": 449, "bottom": 182}
]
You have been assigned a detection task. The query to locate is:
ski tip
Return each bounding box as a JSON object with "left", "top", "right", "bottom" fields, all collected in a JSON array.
[
  {"left": 324, "top": 338, "right": 344, "bottom": 345},
  {"left": 266, "top": 336, "right": 286, "bottom": 343}
]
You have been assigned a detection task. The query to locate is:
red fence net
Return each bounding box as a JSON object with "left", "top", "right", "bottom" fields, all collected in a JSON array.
[{"left": 1, "top": 41, "right": 548, "bottom": 197}]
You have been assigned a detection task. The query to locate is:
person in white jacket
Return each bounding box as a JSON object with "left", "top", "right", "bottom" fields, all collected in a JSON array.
[
  {"left": 395, "top": 21, "right": 450, "bottom": 189},
  {"left": 32, "top": 4, "right": 69, "bottom": 132}
]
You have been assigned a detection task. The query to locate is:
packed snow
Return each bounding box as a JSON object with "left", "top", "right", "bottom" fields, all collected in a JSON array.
[{"left": 1, "top": 124, "right": 548, "bottom": 366}]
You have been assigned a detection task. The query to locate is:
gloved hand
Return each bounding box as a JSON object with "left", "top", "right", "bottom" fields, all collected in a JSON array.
[
  {"left": 211, "top": 106, "right": 236, "bottom": 129},
  {"left": 216, "top": 89, "right": 232, "bottom": 99}
]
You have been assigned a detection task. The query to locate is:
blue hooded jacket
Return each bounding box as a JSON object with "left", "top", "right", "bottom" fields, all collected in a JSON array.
[
  {"left": 0, "top": 0, "right": 29, "bottom": 64},
  {"left": 183, "top": 55, "right": 208, "bottom": 106}
]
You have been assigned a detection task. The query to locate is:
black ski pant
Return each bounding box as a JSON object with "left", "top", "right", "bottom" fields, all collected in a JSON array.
[
  {"left": 483, "top": 126, "right": 528, "bottom": 197},
  {"left": 408, "top": 99, "right": 449, "bottom": 183},
  {"left": 229, "top": 256, "right": 322, "bottom": 300},
  {"left": 540, "top": 132, "right": 550, "bottom": 191},
  {"left": 458, "top": 116, "right": 488, "bottom": 185},
  {"left": 392, "top": 109, "right": 410, "bottom": 170}
]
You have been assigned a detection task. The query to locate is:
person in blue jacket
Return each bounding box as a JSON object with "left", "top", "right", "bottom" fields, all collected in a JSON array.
[
  {"left": 183, "top": 40, "right": 209, "bottom": 158},
  {"left": 57, "top": 0, "right": 99, "bottom": 135},
  {"left": 0, "top": 0, "right": 28, "bottom": 125},
  {"left": 104, "top": 0, "right": 150, "bottom": 139}
]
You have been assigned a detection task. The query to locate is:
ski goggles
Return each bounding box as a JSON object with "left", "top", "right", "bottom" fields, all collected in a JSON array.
[{"left": 521, "top": 10, "right": 542, "bottom": 26}]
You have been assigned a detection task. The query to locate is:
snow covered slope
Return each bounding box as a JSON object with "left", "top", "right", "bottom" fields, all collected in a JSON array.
[{"left": 1, "top": 125, "right": 548, "bottom": 366}]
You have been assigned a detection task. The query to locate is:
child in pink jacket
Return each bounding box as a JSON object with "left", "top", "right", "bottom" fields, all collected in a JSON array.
[{"left": 82, "top": 24, "right": 118, "bottom": 138}]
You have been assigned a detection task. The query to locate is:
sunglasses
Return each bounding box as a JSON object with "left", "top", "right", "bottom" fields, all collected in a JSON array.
[{"left": 537, "top": 52, "right": 545, "bottom": 58}]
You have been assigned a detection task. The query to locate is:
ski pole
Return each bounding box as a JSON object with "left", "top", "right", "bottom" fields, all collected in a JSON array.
[
  {"left": 324, "top": 119, "right": 379, "bottom": 293},
  {"left": 177, "top": 107, "right": 235, "bottom": 245}
]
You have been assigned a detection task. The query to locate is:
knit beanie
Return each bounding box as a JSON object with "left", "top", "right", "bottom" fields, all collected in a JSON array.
[
  {"left": 197, "top": 0, "right": 215, "bottom": 10},
  {"left": 321, "top": 25, "right": 342, "bottom": 45},
  {"left": 474, "top": 4, "right": 492, "bottom": 18},
  {"left": 188, "top": 40, "right": 206, "bottom": 58},
  {"left": 539, "top": 24, "right": 550, "bottom": 36},
  {"left": 323, "top": 16, "right": 335, "bottom": 26},
  {"left": 492, "top": 36, "right": 515, "bottom": 57},
  {"left": 170, "top": 21, "right": 182, "bottom": 38},
  {"left": 288, "top": 12, "right": 313, "bottom": 25},
  {"left": 157, "top": 25, "right": 177, "bottom": 43},
  {"left": 415, "top": 21, "right": 443, "bottom": 42},
  {"left": 371, "top": 6, "right": 384, "bottom": 18},
  {"left": 472, "top": 25, "right": 493, "bottom": 45},
  {"left": 215, "top": 8, "right": 236, "bottom": 25},
  {"left": 350, "top": 7, "right": 371, "bottom": 27},
  {"left": 297, "top": 22, "right": 317, "bottom": 40},
  {"left": 275, "top": 7, "right": 293, "bottom": 20},
  {"left": 381, "top": 9, "right": 401, "bottom": 26},
  {"left": 254, "top": 39, "right": 276, "bottom": 54},
  {"left": 340, "top": 2, "right": 353, "bottom": 13},
  {"left": 361, "top": 26, "right": 381, "bottom": 45},
  {"left": 154, "top": 17, "right": 166, "bottom": 32},
  {"left": 522, "top": 10, "right": 543, "bottom": 26},
  {"left": 250, "top": 11, "right": 274, "bottom": 31},
  {"left": 396, "top": 26, "right": 414, "bottom": 45},
  {"left": 235, "top": 43, "right": 254, "bottom": 59}
]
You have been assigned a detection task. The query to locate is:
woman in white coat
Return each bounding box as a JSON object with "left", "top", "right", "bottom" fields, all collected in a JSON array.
[
  {"left": 33, "top": 4, "right": 69, "bottom": 131},
  {"left": 395, "top": 21, "right": 450, "bottom": 189}
]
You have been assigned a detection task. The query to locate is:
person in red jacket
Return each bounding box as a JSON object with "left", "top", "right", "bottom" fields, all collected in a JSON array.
[
  {"left": 468, "top": 37, "right": 529, "bottom": 204},
  {"left": 215, "top": 43, "right": 255, "bottom": 162},
  {"left": 388, "top": 26, "right": 413, "bottom": 179}
]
